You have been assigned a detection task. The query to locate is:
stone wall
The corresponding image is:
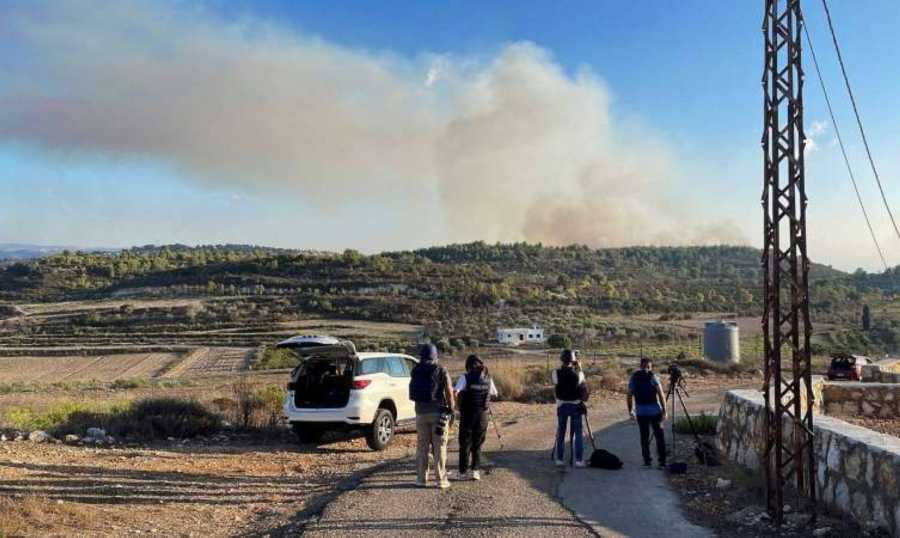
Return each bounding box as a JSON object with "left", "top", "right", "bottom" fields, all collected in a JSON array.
[
  {"left": 823, "top": 382, "right": 900, "bottom": 418},
  {"left": 718, "top": 389, "right": 900, "bottom": 535}
]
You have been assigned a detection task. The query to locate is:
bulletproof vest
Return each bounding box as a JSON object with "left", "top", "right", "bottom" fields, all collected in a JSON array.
[
  {"left": 554, "top": 367, "right": 582, "bottom": 401},
  {"left": 460, "top": 371, "right": 490, "bottom": 412},
  {"left": 631, "top": 370, "right": 658, "bottom": 406},
  {"left": 409, "top": 361, "right": 446, "bottom": 405}
]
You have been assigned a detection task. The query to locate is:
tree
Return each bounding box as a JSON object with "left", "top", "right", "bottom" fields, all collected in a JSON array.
[
  {"left": 862, "top": 304, "right": 872, "bottom": 331},
  {"left": 547, "top": 334, "right": 572, "bottom": 349}
]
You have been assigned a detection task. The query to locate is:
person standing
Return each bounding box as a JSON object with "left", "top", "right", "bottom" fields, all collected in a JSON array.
[
  {"left": 627, "top": 358, "right": 668, "bottom": 468},
  {"left": 552, "top": 349, "right": 588, "bottom": 467},
  {"left": 409, "top": 343, "right": 455, "bottom": 488},
  {"left": 454, "top": 354, "right": 498, "bottom": 481}
]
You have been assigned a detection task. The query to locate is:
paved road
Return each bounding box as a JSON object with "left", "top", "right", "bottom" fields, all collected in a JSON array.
[
  {"left": 558, "top": 420, "right": 713, "bottom": 538},
  {"left": 302, "top": 405, "right": 714, "bottom": 537}
]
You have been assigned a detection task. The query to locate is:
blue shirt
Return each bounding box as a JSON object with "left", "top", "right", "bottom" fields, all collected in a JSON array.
[{"left": 628, "top": 372, "right": 663, "bottom": 417}]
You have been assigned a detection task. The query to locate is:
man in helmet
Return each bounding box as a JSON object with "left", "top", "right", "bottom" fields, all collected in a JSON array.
[
  {"left": 409, "top": 343, "right": 455, "bottom": 488},
  {"left": 552, "top": 349, "right": 589, "bottom": 467},
  {"left": 627, "top": 357, "right": 668, "bottom": 468},
  {"left": 454, "top": 354, "right": 498, "bottom": 481}
]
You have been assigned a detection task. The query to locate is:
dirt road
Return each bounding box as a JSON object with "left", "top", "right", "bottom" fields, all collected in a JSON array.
[{"left": 302, "top": 401, "right": 716, "bottom": 537}]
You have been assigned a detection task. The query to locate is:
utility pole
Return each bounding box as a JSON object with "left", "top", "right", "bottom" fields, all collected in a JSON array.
[{"left": 761, "top": 0, "right": 816, "bottom": 526}]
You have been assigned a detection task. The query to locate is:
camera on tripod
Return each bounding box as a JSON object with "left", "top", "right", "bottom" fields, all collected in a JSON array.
[{"left": 666, "top": 363, "right": 685, "bottom": 389}]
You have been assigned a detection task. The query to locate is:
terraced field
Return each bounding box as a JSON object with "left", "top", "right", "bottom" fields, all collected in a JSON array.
[{"left": 0, "top": 353, "right": 181, "bottom": 383}]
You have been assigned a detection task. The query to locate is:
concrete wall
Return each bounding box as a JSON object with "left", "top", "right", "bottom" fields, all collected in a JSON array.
[
  {"left": 823, "top": 382, "right": 900, "bottom": 418},
  {"left": 718, "top": 389, "right": 900, "bottom": 535}
]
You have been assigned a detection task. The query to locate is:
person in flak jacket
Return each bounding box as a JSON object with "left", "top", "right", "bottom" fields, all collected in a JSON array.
[
  {"left": 627, "top": 357, "right": 668, "bottom": 468},
  {"left": 409, "top": 344, "right": 456, "bottom": 488},
  {"left": 552, "top": 349, "right": 589, "bottom": 467},
  {"left": 453, "top": 354, "right": 498, "bottom": 481}
]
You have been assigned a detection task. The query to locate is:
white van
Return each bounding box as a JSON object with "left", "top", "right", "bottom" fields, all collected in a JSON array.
[{"left": 280, "top": 337, "right": 417, "bottom": 450}]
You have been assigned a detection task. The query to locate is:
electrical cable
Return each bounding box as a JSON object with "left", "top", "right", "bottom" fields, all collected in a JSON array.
[
  {"left": 802, "top": 22, "right": 889, "bottom": 270},
  {"left": 820, "top": 0, "right": 900, "bottom": 254}
]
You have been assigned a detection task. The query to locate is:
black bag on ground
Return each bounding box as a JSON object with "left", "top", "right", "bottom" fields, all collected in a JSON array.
[
  {"left": 589, "top": 449, "right": 623, "bottom": 470},
  {"left": 667, "top": 462, "right": 688, "bottom": 474}
]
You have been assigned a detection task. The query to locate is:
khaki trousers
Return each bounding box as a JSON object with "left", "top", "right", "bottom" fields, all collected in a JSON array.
[{"left": 416, "top": 413, "right": 449, "bottom": 483}]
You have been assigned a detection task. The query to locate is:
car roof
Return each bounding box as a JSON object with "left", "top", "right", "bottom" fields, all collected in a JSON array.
[{"left": 358, "top": 352, "right": 417, "bottom": 360}]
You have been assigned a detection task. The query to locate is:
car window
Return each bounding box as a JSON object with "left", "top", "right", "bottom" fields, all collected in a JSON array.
[
  {"left": 358, "top": 358, "right": 388, "bottom": 375},
  {"left": 404, "top": 358, "right": 417, "bottom": 373},
  {"left": 386, "top": 357, "right": 408, "bottom": 378}
]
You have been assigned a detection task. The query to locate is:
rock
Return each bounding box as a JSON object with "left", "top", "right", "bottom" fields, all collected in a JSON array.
[
  {"left": 784, "top": 512, "right": 807, "bottom": 527},
  {"left": 167, "top": 437, "right": 176, "bottom": 442},
  {"left": 715, "top": 478, "right": 732, "bottom": 489},
  {"left": 106, "top": 436, "right": 117, "bottom": 445},
  {"left": 0, "top": 434, "right": 7, "bottom": 442},
  {"left": 64, "top": 434, "right": 81, "bottom": 444},
  {"left": 725, "top": 506, "right": 761, "bottom": 524},
  {"left": 86, "top": 427, "right": 106, "bottom": 439},
  {"left": 28, "top": 430, "right": 52, "bottom": 443},
  {"left": 812, "top": 528, "right": 831, "bottom": 537},
  {"left": 14, "top": 434, "right": 24, "bottom": 442}
]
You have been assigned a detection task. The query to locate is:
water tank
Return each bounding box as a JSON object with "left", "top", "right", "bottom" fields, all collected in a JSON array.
[{"left": 704, "top": 321, "right": 740, "bottom": 363}]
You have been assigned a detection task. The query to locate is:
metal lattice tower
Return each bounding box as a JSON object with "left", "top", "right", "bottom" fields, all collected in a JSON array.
[{"left": 761, "top": 0, "right": 817, "bottom": 526}]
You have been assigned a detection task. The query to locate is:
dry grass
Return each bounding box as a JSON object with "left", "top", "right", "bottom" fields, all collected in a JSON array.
[{"left": 0, "top": 496, "right": 94, "bottom": 537}]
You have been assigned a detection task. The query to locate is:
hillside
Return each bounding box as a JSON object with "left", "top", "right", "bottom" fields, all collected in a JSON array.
[{"left": 2, "top": 241, "right": 899, "bottom": 352}]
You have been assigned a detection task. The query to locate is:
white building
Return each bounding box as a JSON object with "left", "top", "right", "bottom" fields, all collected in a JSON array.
[{"left": 497, "top": 326, "right": 545, "bottom": 346}]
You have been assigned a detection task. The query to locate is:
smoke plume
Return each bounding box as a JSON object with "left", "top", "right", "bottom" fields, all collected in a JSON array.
[{"left": 0, "top": 0, "right": 746, "bottom": 247}]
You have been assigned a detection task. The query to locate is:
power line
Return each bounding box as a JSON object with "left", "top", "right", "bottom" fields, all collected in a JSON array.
[
  {"left": 802, "top": 23, "right": 889, "bottom": 270},
  {"left": 820, "top": 0, "right": 900, "bottom": 257}
]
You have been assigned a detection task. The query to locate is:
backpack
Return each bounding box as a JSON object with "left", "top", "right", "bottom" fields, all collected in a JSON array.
[
  {"left": 409, "top": 361, "right": 446, "bottom": 404},
  {"left": 631, "top": 370, "right": 658, "bottom": 406},
  {"left": 555, "top": 368, "right": 583, "bottom": 401},
  {"left": 589, "top": 449, "right": 623, "bottom": 470}
]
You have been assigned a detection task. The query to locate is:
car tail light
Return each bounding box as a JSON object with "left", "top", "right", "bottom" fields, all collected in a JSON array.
[{"left": 352, "top": 379, "right": 372, "bottom": 390}]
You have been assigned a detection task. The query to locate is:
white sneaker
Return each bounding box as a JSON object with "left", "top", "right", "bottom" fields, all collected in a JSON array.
[
  {"left": 554, "top": 459, "right": 566, "bottom": 467},
  {"left": 574, "top": 460, "right": 587, "bottom": 468},
  {"left": 439, "top": 480, "right": 451, "bottom": 489},
  {"left": 471, "top": 470, "right": 481, "bottom": 481}
]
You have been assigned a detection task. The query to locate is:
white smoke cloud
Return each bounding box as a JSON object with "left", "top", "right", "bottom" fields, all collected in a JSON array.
[{"left": 0, "top": 0, "right": 746, "bottom": 248}]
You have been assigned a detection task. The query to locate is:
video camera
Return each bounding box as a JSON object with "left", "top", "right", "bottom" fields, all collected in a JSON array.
[{"left": 667, "top": 363, "right": 686, "bottom": 391}]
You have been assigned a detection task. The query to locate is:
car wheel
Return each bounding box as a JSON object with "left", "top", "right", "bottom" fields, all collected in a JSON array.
[
  {"left": 365, "top": 408, "right": 395, "bottom": 451},
  {"left": 292, "top": 422, "right": 324, "bottom": 444}
]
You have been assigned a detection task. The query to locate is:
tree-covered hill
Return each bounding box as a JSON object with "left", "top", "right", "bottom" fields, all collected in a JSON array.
[{"left": 2, "top": 241, "right": 898, "bottom": 350}]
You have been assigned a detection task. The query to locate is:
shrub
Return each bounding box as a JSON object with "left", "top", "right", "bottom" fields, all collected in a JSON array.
[
  {"left": 673, "top": 412, "right": 718, "bottom": 435},
  {"left": 3, "top": 398, "right": 221, "bottom": 440},
  {"left": 114, "top": 398, "right": 221, "bottom": 439},
  {"left": 3, "top": 402, "right": 103, "bottom": 432},
  {"left": 110, "top": 378, "right": 150, "bottom": 390},
  {"left": 547, "top": 334, "right": 572, "bottom": 349}
]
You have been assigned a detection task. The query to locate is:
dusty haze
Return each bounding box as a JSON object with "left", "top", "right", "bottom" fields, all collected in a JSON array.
[{"left": 1, "top": 0, "right": 746, "bottom": 248}]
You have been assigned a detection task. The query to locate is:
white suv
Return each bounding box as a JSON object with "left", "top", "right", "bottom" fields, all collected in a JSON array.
[{"left": 280, "top": 337, "right": 418, "bottom": 450}]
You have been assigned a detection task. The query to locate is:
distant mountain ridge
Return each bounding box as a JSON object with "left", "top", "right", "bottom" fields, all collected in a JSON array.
[{"left": 0, "top": 243, "right": 117, "bottom": 261}]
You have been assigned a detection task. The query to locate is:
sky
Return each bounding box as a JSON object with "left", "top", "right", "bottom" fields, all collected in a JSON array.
[{"left": 2, "top": 1, "right": 900, "bottom": 271}]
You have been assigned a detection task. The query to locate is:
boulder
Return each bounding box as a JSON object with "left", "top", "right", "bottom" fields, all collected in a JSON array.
[
  {"left": 715, "top": 478, "right": 732, "bottom": 490},
  {"left": 28, "top": 430, "right": 52, "bottom": 443},
  {"left": 64, "top": 434, "right": 81, "bottom": 445},
  {"left": 86, "top": 427, "right": 107, "bottom": 440}
]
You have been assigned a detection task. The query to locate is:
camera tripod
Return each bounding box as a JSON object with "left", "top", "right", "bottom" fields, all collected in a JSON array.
[{"left": 663, "top": 370, "right": 718, "bottom": 467}]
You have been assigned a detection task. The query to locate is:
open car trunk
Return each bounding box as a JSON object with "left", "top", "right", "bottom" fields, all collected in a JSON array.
[{"left": 282, "top": 342, "right": 358, "bottom": 409}]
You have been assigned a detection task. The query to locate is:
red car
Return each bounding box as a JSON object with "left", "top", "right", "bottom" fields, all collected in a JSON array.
[{"left": 826, "top": 354, "right": 871, "bottom": 381}]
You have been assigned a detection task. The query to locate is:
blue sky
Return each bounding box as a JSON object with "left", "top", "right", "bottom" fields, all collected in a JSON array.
[{"left": 2, "top": 1, "right": 900, "bottom": 271}]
